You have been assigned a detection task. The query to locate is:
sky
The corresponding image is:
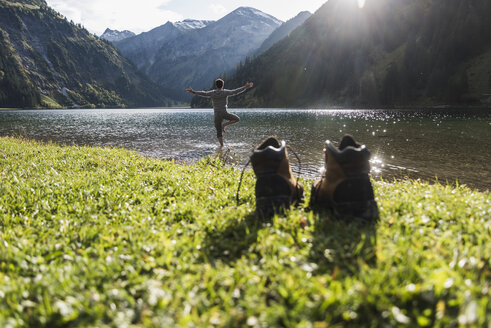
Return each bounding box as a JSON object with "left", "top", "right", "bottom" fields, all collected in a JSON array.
[{"left": 44, "top": 0, "right": 327, "bottom": 36}]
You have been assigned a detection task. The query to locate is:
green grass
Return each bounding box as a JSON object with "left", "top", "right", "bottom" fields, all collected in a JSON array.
[{"left": 0, "top": 137, "right": 489, "bottom": 327}]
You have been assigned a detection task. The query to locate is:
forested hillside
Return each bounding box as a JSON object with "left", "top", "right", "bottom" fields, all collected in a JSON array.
[
  {"left": 216, "top": 0, "right": 491, "bottom": 108},
  {"left": 0, "top": 0, "right": 173, "bottom": 108}
]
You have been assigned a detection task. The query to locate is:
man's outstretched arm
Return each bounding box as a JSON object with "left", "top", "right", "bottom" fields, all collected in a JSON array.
[
  {"left": 223, "top": 82, "right": 254, "bottom": 96},
  {"left": 185, "top": 88, "right": 213, "bottom": 97}
]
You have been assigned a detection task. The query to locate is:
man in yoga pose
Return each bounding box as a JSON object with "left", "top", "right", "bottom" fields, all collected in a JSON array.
[{"left": 186, "top": 78, "right": 253, "bottom": 146}]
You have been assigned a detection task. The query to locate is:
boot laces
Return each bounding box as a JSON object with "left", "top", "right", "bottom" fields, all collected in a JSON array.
[
  {"left": 236, "top": 158, "right": 251, "bottom": 205},
  {"left": 287, "top": 145, "right": 302, "bottom": 201}
]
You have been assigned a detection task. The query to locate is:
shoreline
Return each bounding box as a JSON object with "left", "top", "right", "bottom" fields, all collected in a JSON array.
[
  {"left": 2, "top": 104, "right": 491, "bottom": 111},
  {"left": 1, "top": 134, "right": 489, "bottom": 192}
]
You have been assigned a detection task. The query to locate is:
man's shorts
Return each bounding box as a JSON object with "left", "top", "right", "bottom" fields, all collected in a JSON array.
[{"left": 214, "top": 111, "right": 240, "bottom": 138}]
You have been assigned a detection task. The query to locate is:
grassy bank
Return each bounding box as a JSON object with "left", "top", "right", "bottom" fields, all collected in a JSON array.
[{"left": 0, "top": 137, "right": 489, "bottom": 327}]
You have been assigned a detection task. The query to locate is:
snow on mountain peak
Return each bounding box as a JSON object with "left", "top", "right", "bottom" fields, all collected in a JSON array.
[
  {"left": 100, "top": 29, "right": 135, "bottom": 42},
  {"left": 173, "top": 19, "right": 214, "bottom": 31},
  {"left": 232, "top": 7, "right": 283, "bottom": 25}
]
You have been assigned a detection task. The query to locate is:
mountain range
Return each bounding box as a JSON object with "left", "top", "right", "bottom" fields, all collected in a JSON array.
[
  {"left": 0, "top": 0, "right": 173, "bottom": 108},
  {"left": 109, "top": 7, "right": 284, "bottom": 101},
  {"left": 223, "top": 0, "right": 491, "bottom": 108},
  {"left": 113, "top": 19, "right": 214, "bottom": 75}
]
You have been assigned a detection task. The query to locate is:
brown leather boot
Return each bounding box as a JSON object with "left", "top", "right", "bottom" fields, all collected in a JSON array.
[
  {"left": 251, "top": 137, "right": 304, "bottom": 217},
  {"left": 310, "top": 135, "right": 378, "bottom": 221}
]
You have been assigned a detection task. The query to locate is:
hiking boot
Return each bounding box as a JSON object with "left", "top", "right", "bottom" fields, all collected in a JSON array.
[
  {"left": 310, "top": 135, "right": 378, "bottom": 222},
  {"left": 251, "top": 137, "right": 304, "bottom": 217}
]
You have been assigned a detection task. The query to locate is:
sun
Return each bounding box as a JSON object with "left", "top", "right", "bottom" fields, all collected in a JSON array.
[{"left": 357, "top": 0, "right": 367, "bottom": 9}]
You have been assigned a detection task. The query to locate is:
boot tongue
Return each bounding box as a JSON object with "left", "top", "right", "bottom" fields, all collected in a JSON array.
[
  {"left": 338, "top": 135, "right": 357, "bottom": 150},
  {"left": 256, "top": 136, "right": 281, "bottom": 150}
]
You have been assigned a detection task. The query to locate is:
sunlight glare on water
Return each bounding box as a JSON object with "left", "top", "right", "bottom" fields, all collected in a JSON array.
[{"left": 370, "top": 156, "right": 384, "bottom": 175}]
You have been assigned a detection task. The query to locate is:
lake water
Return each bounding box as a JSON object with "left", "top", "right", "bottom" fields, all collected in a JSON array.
[{"left": 0, "top": 108, "right": 489, "bottom": 191}]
